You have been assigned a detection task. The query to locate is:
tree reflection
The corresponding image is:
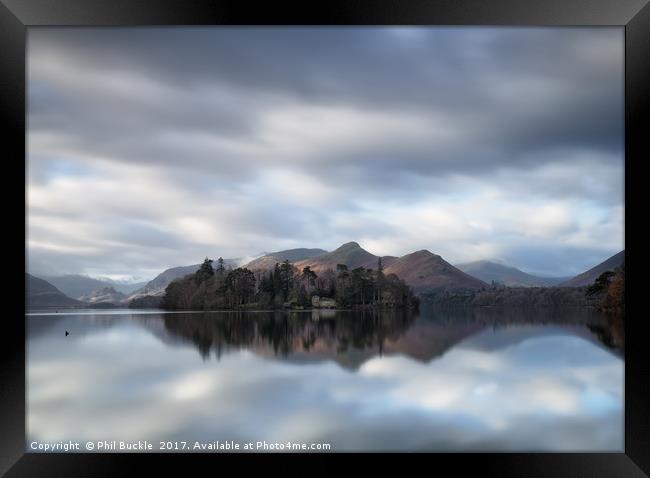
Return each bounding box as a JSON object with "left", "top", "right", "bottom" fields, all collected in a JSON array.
[
  {"left": 161, "top": 309, "right": 417, "bottom": 361},
  {"left": 587, "top": 311, "right": 624, "bottom": 355},
  {"left": 149, "top": 306, "right": 623, "bottom": 364}
]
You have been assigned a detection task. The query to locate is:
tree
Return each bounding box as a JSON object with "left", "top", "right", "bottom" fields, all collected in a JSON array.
[
  {"left": 316, "top": 269, "right": 336, "bottom": 297},
  {"left": 336, "top": 264, "right": 350, "bottom": 305},
  {"left": 301, "top": 266, "right": 318, "bottom": 292},
  {"left": 586, "top": 270, "right": 616, "bottom": 296},
  {"left": 160, "top": 257, "right": 419, "bottom": 311},
  {"left": 279, "top": 260, "right": 295, "bottom": 301},
  {"left": 296, "top": 284, "right": 310, "bottom": 307},
  {"left": 195, "top": 257, "right": 214, "bottom": 284},
  {"left": 216, "top": 257, "right": 225, "bottom": 275},
  {"left": 602, "top": 267, "right": 624, "bottom": 312},
  {"left": 376, "top": 257, "right": 385, "bottom": 303},
  {"left": 225, "top": 268, "right": 256, "bottom": 307},
  {"left": 349, "top": 267, "right": 372, "bottom": 305},
  {"left": 162, "top": 278, "right": 197, "bottom": 310}
]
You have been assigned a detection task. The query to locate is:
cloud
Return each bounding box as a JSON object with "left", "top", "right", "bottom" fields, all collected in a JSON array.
[
  {"left": 27, "top": 314, "right": 623, "bottom": 451},
  {"left": 26, "top": 27, "right": 624, "bottom": 278}
]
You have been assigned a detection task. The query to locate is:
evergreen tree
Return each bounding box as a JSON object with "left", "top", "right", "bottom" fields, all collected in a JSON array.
[
  {"left": 195, "top": 257, "right": 214, "bottom": 284},
  {"left": 279, "top": 260, "right": 295, "bottom": 301},
  {"left": 336, "top": 264, "right": 350, "bottom": 305},
  {"left": 216, "top": 257, "right": 225, "bottom": 274},
  {"left": 586, "top": 270, "right": 616, "bottom": 296},
  {"left": 376, "top": 257, "right": 385, "bottom": 303},
  {"left": 225, "top": 267, "right": 256, "bottom": 307},
  {"left": 272, "top": 263, "right": 282, "bottom": 301}
]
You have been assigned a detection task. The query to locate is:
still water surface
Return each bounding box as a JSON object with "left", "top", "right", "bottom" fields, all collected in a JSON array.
[{"left": 26, "top": 307, "right": 623, "bottom": 451}]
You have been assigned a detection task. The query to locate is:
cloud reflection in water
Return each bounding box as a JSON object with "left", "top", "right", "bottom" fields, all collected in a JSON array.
[{"left": 27, "top": 311, "right": 623, "bottom": 451}]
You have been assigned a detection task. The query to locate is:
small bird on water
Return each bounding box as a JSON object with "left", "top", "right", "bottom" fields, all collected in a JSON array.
[{"left": 65, "top": 331, "right": 69, "bottom": 336}]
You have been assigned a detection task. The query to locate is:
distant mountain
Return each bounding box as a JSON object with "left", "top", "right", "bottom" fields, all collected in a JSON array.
[
  {"left": 294, "top": 242, "right": 397, "bottom": 273},
  {"left": 455, "top": 260, "right": 569, "bottom": 287},
  {"left": 42, "top": 274, "right": 147, "bottom": 299},
  {"left": 560, "top": 250, "right": 625, "bottom": 287},
  {"left": 44, "top": 244, "right": 617, "bottom": 304},
  {"left": 132, "top": 264, "right": 202, "bottom": 297},
  {"left": 104, "top": 280, "right": 149, "bottom": 295},
  {"left": 293, "top": 242, "right": 479, "bottom": 291},
  {"left": 132, "top": 258, "right": 240, "bottom": 298},
  {"left": 384, "top": 250, "right": 487, "bottom": 291},
  {"left": 43, "top": 274, "right": 114, "bottom": 299},
  {"left": 79, "top": 286, "right": 127, "bottom": 304},
  {"left": 26, "top": 273, "right": 82, "bottom": 308},
  {"left": 244, "top": 248, "right": 328, "bottom": 271}
]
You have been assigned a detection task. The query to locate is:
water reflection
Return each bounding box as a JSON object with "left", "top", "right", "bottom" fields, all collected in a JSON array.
[
  {"left": 141, "top": 307, "right": 622, "bottom": 365},
  {"left": 158, "top": 309, "right": 419, "bottom": 365},
  {"left": 27, "top": 308, "right": 623, "bottom": 451}
]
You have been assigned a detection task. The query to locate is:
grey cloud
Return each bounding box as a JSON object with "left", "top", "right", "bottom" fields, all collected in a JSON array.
[
  {"left": 28, "top": 27, "right": 623, "bottom": 176},
  {"left": 26, "top": 27, "right": 624, "bottom": 277}
]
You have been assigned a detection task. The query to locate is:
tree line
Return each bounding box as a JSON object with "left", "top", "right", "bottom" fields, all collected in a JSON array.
[
  {"left": 161, "top": 257, "right": 419, "bottom": 311},
  {"left": 421, "top": 285, "right": 590, "bottom": 308},
  {"left": 420, "top": 265, "right": 625, "bottom": 310}
]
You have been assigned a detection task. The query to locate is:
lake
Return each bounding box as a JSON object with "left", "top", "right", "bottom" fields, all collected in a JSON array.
[{"left": 26, "top": 306, "right": 624, "bottom": 452}]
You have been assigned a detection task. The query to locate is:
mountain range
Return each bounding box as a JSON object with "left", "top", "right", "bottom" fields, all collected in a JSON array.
[
  {"left": 43, "top": 274, "right": 147, "bottom": 299},
  {"left": 25, "top": 245, "right": 625, "bottom": 309},
  {"left": 79, "top": 286, "right": 127, "bottom": 304},
  {"left": 26, "top": 273, "right": 82, "bottom": 308},
  {"left": 290, "top": 242, "right": 397, "bottom": 273},
  {"left": 245, "top": 248, "right": 327, "bottom": 271},
  {"left": 456, "top": 261, "right": 570, "bottom": 287},
  {"left": 559, "top": 250, "right": 624, "bottom": 287},
  {"left": 383, "top": 250, "right": 487, "bottom": 291},
  {"left": 248, "top": 242, "right": 485, "bottom": 291}
]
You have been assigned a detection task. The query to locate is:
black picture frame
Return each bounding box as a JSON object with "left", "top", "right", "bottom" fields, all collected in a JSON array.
[{"left": 3, "top": 0, "right": 648, "bottom": 475}]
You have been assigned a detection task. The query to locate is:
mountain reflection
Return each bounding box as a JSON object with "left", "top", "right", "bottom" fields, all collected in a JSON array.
[
  {"left": 133, "top": 306, "right": 622, "bottom": 367},
  {"left": 27, "top": 307, "right": 624, "bottom": 451}
]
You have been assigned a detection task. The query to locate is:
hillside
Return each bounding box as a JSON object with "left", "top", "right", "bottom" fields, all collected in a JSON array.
[
  {"left": 43, "top": 274, "right": 146, "bottom": 298},
  {"left": 294, "top": 242, "right": 397, "bottom": 273},
  {"left": 134, "top": 264, "right": 201, "bottom": 297},
  {"left": 132, "top": 258, "right": 240, "bottom": 297},
  {"left": 245, "top": 248, "right": 327, "bottom": 271},
  {"left": 384, "top": 250, "right": 487, "bottom": 291},
  {"left": 102, "top": 279, "right": 148, "bottom": 295},
  {"left": 292, "top": 242, "right": 482, "bottom": 291},
  {"left": 79, "top": 287, "right": 126, "bottom": 304},
  {"left": 560, "top": 250, "right": 624, "bottom": 287},
  {"left": 456, "top": 260, "right": 568, "bottom": 287},
  {"left": 43, "top": 274, "right": 115, "bottom": 299},
  {"left": 26, "top": 273, "right": 82, "bottom": 308}
]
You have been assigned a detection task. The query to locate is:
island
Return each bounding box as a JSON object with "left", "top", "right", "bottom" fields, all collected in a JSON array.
[{"left": 160, "top": 257, "right": 419, "bottom": 311}]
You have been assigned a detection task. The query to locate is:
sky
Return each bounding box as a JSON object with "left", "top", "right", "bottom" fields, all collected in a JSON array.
[{"left": 27, "top": 27, "right": 624, "bottom": 281}]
